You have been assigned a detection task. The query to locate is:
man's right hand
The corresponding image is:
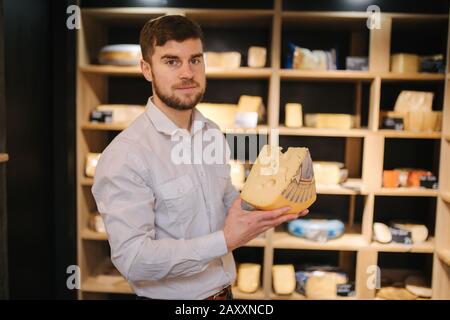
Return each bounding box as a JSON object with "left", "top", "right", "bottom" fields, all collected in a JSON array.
[{"left": 223, "top": 197, "right": 309, "bottom": 252}]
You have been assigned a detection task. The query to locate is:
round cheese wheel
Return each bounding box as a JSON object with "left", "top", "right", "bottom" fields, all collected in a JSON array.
[
  {"left": 377, "top": 287, "right": 417, "bottom": 300},
  {"left": 99, "top": 44, "right": 141, "bottom": 66}
]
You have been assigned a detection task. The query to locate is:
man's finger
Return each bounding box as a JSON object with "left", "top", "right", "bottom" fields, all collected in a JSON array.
[
  {"left": 231, "top": 197, "right": 242, "bottom": 210},
  {"left": 252, "top": 206, "right": 291, "bottom": 222}
]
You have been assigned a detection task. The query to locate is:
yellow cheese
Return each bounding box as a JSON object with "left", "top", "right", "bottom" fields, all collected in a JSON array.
[
  {"left": 237, "top": 95, "right": 265, "bottom": 122},
  {"left": 304, "top": 113, "right": 355, "bottom": 129},
  {"left": 205, "top": 51, "right": 241, "bottom": 69},
  {"left": 241, "top": 145, "right": 316, "bottom": 214},
  {"left": 405, "top": 276, "right": 432, "bottom": 298},
  {"left": 390, "top": 53, "right": 419, "bottom": 73},
  {"left": 272, "top": 264, "right": 296, "bottom": 295},
  {"left": 237, "top": 263, "right": 261, "bottom": 293},
  {"left": 394, "top": 90, "right": 433, "bottom": 113},
  {"left": 85, "top": 153, "right": 101, "bottom": 178},
  {"left": 247, "top": 46, "right": 267, "bottom": 68},
  {"left": 377, "top": 287, "right": 417, "bottom": 300},
  {"left": 313, "top": 161, "right": 348, "bottom": 185},
  {"left": 285, "top": 103, "right": 303, "bottom": 128},
  {"left": 195, "top": 103, "right": 237, "bottom": 130},
  {"left": 305, "top": 271, "right": 347, "bottom": 299}
]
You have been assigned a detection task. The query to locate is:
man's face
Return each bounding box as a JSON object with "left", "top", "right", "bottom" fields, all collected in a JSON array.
[{"left": 144, "top": 38, "right": 206, "bottom": 110}]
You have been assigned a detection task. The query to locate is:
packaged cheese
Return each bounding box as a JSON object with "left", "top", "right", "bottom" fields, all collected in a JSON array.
[{"left": 241, "top": 145, "right": 316, "bottom": 214}]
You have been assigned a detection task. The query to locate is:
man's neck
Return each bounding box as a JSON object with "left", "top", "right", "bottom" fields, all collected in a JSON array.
[{"left": 151, "top": 95, "right": 193, "bottom": 131}]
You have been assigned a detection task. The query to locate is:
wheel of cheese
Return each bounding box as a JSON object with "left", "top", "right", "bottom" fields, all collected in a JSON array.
[
  {"left": 373, "top": 222, "right": 392, "bottom": 243},
  {"left": 241, "top": 145, "right": 316, "bottom": 214},
  {"left": 405, "top": 276, "right": 432, "bottom": 298},
  {"left": 376, "top": 287, "right": 417, "bottom": 300},
  {"left": 287, "top": 219, "right": 345, "bottom": 240},
  {"left": 99, "top": 44, "right": 141, "bottom": 66}
]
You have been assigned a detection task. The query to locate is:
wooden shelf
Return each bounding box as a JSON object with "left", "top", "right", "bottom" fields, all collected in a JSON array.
[
  {"left": 441, "top": 191, "right": 450, "bottom": 203},
  {"left": 245, "top": 236, "right": 266, "bottom": 248},
  {"left": 82, "top": 122, "right": 127, "bottom": 131},
  {"left": 270, "top": 291, "right": 306, "bottom": 300},
  {"left": 378, "top": 130, "right": 442, "bottom": 139},
  {"left": 0, "top": 153, "right": 8, "bottom": 163},
  {"left": 375, "top": 188, "right": 438, "bottom": 197},
  {"left": 280, "top": 69, "right": 374, "bottom": 81},
  {"left": 272, "top": 231, "right": 367, "bottom": 251},
  {"left": 232, "top": 287, "right": 265, "bottom": 300},
  {"left": 81, "top": 277, "right": 133, "bottom": 294},
  {"left": 81, "top": 229, "right": 107, "bottom": 241},
  {"left": 370, "top": 238, "right": 435, "bottom": 253},
  {"left": 80, "top": 65, "right": 271, "bottom": 79},
  {"left": 437, "top": 249, "right": 450, "bottom": 266},
  {"left": 379, "top": 73, "right": 445, "bottom": 82},
  {"left": 445, "top": 134, "right": 450, "bottom": 142},
  {"left": 277, "top": 126, "right": 368, "bottom": 138},
  {"left": 83, "top": 8, "right": 274, "bottom": 27},
  {"left": 316, "top": 179, "right": 368, "bottom": 195},
  {"left": 81, "top": 177, "right": 94, "bottom": 186}
]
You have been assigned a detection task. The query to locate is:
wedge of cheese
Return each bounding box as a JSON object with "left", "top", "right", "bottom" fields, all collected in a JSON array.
[
  {"left": 237, "top": 263, "right": 261, "bottom": 293},
  {"left": 272, "top": 264, "right": 296, "bottom": 295},
  {"left": 305, "top": 271, "right": 348, "bottom": 299},
  {"left": 241, "top": 145, "right": 316, "bottom": 214},
  {"left": 237, "top": 95, "right": 265, "bottom": 122}
]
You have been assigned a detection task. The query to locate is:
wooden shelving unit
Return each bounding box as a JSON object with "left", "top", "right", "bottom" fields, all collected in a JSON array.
[{"left": 76, "top": 0, "right": 450, "bottom": 300}]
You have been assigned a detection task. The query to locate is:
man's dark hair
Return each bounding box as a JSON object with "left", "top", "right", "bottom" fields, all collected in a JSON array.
[{"left": 139, "top": 15, "right": 204, "bottom": 63}]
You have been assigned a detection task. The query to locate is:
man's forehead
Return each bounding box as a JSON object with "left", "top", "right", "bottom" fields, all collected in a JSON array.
[{"left": 154, "top": 38, "right": 203, "bottom": 57}]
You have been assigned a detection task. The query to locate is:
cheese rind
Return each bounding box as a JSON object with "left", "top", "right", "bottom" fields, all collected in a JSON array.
[
  {"left": 241, "top": 145, "right": 316, "bottom": 214},
  {"left": 272, "top": 264, "right": 296, "bottom": 295}
]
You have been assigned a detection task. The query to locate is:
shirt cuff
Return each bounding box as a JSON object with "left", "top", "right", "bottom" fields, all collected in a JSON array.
[{"left": 191, "top": 230, "right": 229, "bottom": 261}]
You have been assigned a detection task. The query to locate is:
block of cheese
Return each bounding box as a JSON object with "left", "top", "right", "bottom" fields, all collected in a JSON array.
[
  {"left": 405, "top": 276, "right": 432, "bottom": 298},
  {"left": 237, "top": 263, "right": 261, "bottom": 293},
  {"left": 304, "top": 113, "right": 355, "bottom": 129},
  {"left": 205, "top": 51, "right": 241, "bottom": 69},
  {"left": 247, "top": 46, "right": 267, "bottom": 68},
  {"left": 98, "top": 44, "right": 141, "bottom": 66},
  {"left": 313, "top": 162, "right": 348, "bottom": 185},
  {"left": 285, "top": 103, "right": 303, "bottom": 128},
  {"left": 96, "top": 105, "right": 145, "bottom": 125},
  {"left": 241, "top": 145, "right": 316, "bottom": 214},
  {"left": 377, "top": 287, "right": 417, "bottom": 300},
  {"left": 391, "top": 223, "right": 428, "bottom": 244},
  {"left": 394, "top": 90, "right": 433, "bottom": 113},
  {"left": 391, "top": 53, "right": 419, "bottom": 73},
  {"left": 196, "top": 103, "right": 237, "bottom": 130},
  {"left": 305, "top": 271, "right": 348, "bottom": 299},
  {"left": 403, "top": 111, "right": 442, "bottom": 132},
  {"left": 85, "top": 153, "right": 101, "bottom": 178},
  {"left": 373, "top": 222, "right": 392, "bottom": 243},
  {"left": 272, "top": 264, "right": 296, "bottom": 295},
  {"left": 237, "top": 95, "right": 265, "bottom": 122},
  {"left": 229, "top": 160, "right": 245, "bottom": 190}
]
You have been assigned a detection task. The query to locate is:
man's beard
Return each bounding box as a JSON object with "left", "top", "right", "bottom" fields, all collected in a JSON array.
[{"left": 153, "top": 77, "right": 205, "bottom": 111}]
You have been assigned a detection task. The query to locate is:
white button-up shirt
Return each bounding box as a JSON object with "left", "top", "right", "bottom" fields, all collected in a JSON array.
[{"left": 92, "top": 97, "right": 239, "bottom": 299}]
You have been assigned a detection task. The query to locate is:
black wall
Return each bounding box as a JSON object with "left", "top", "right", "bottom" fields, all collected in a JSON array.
[{"left": 3, "top": 0, "right": 76, "bottom": 299}]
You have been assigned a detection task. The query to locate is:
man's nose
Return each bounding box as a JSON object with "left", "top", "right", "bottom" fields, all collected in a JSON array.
[{"left": 179, "top": 62, "right": 194, "bottom": 79}]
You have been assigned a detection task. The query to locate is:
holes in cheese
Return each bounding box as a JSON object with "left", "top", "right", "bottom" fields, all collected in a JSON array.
[
  {"left": 272, "top": 264, "right": 296, "bottom": 295},
  {"left": 237, "top": 263, "right": 261, "bottom": 293},
  {"left": 241, "top": 145, "right": 316, "bottom": 214}
]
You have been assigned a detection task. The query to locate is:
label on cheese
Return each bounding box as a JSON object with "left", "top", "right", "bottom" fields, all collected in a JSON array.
[
  {"left": 272, "top": 264, "right": 296, "bottom": 295},
  {"left": 241, "top": 145, "right": 316, "bottom": 214}
]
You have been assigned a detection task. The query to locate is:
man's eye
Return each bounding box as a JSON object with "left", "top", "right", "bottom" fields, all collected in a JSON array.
[
  {"left": 166, "top": 60, "right": 179, "bottom": 66},
  {"left": 191, "top": 58, "right": 202, "bottom": 65}
]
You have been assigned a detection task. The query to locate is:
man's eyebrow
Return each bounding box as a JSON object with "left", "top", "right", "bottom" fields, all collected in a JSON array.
[
  {"left": 190, "top": 53, "right": 203, "bottom": 59},
  {"left": 160, "top": 53, "right": 203, "bottom": 60}
]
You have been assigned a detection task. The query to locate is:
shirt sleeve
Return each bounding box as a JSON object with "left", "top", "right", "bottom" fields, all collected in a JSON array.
[
  {"left": 222, "top": 163, "right": 240, "bottom": 213},
  {"left": 91, "top": 140, "right": 228, "bottom": 283}
]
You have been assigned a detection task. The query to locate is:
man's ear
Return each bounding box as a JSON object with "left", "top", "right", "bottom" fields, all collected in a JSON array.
[{"left": 140, "top": 59, "right": 153, "bottom": 83}]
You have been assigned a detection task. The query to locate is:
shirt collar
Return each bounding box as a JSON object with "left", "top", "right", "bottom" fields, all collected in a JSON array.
[{"left": 145, "top": 96, "right": 208, "bottom": 137}]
